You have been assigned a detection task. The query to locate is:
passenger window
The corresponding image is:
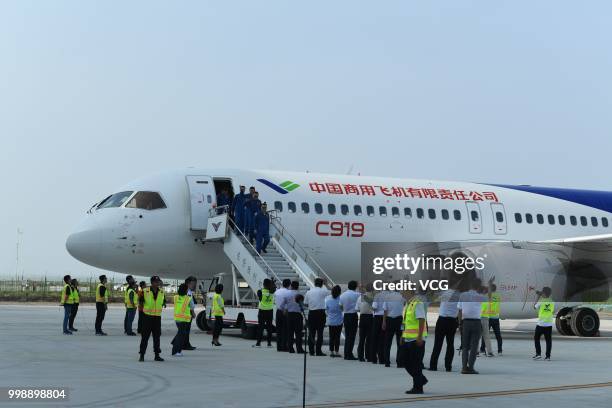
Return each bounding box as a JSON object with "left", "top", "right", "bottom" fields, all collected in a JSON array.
[
  {"left": 301, "top": 202, "right": 310, "bottom": 214},
  {"left": 526, "top": 213, "right": 533, "bottom": 224},
  {"left": 570, "top": 215, "right": 577, "bottom": 226},
  {"left": 315, "top": 203, "right": 323, "bottom": 214},
  {"left": 591, "top": 216, "right": 598, "bottom": 227},
  {"left": 125, "top": 192, "right": 166, "bottom": 210},
  {"left": 470, "top": 210, "right": 479, "bottom": 222},
  {"left": 328, "top": 204, "right": 336, "bottom": 215},
  {"left": 580, "top": 216, "right": 587, "bottom": 226},
  {"left": 547, "top": 214, "right": 555, "bottom": 225},
  {"left": 341, "top": 204, "right": 349, "bottom": 215},
  {"left": 515, "top": 213, "right": 522, "bottom": 223},
  {"left": 558, "top": 215, "right": 565, "bottom": 225},
  {"left": 603, "top": 218, "right": 609, "bottom": 227},
  {"left": 496, "top": 212, "right": 504, "bottom": 223},
  {"left": 536, "top": 214, "right": 544, "bottom": 224},
  {"left": 392, "top": 207, "right": 399, "bottom": 217},
  {"left": 288, "top": 202, "right": 296, "bottom": 213},
  {"left": 97, "top": 191, "right": 134, "bottom": 209},
  {"left": 274, "top": 201, "right": 283, "bottom": 212},
  {"left": 367, "top": 206, "right": 375, "bottom": 217},
  {"left": 453, "top": 210, "right": 461, "bottom": 220},
  {"left": 441, "top": 209, "right": 449, "bottom": 220},
  {"left": 379, "top": 206, "right": 387, "bottom": 217},
  {"left": 354, "top": 205, "right": 362, "bottom": 216},
  {"left": 428, "top": 209, "right": 436, "bottom": 219},
  {"left": 404, "top": 208, "right": 412, "bottom": 218},
  {"left": 417, "top": 208, "right": 424, "bottom": 219}
]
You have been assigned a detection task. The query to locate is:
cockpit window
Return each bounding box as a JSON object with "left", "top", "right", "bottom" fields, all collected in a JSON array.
[
  {"left": 97, "top": 191, "right": 133, "bottom": 209},
  {"left": 125, "top": 191, "right": 167, "bottom": 210}
]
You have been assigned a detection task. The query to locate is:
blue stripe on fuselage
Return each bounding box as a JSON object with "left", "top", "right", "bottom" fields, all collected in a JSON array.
[
  {"left": 257, "top": 178, "right": 288, "bottom": 194},
  {"left": 485, "top": 184, "right": 612, "bottom": 213}
]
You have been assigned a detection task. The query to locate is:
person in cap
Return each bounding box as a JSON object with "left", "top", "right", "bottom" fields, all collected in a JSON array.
[
  {"left": 124, "top": 275, "right": 137, "bottom": 336},
  {"left": 95, "top": 275, "right": 109, "bottom": 336},
  {"left": 68, "top": 278, "right": 80, "bottom": 332},
  {"left": 255, "top": 202, "right": 270, "bottom": 254},
  {"left": 533, "top": 286, "right": 554, "bottom": 361},
  {"left": 60, "top": 274, "right": 74, "bottom": 335},
  {"left": 172, "top": 283, "right": 192, "bottom": 357},
  {"left": 253, "top": 278, "right": 275, "bottom": 348},
  {"left": 137, "top": 281, "right": 146, "bottom": 334},
  {"left": 231, "top": 185, "right": 247, "bottom": 232},
  {"left": 139, "top": 276, "right": 166, "bottom": 362}
]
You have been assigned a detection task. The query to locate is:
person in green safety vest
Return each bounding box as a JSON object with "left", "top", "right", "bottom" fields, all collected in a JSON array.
[
  {"left": 253, "top": 278, "right": 276, "bottom": 348},
  {"left": 68, "top": 278, "right": 80, "bottom": 332},
  {"left": 94, "top": 275, "right": 109, "bottom": 336},
  {"left": 533, "top": 286, "right": 554, "bottom": 361},
  {"left": 172, "top": 283, "right": 192, "bottom": 357},
  {"left": 60, "top": 274, "right": 73, "bottom": 335},
  {"left": 123, "top": 275, "right": 137, "bottom": 336},
  {"left": 400, "top": 288, "right": 429, "bottom": 394}
]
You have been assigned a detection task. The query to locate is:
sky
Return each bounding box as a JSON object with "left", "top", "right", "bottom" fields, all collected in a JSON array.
[{"left": 1, "top": 1, "right": 611, "bottom": 280}]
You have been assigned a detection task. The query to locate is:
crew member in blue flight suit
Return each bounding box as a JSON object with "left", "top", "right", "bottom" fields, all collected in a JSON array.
[
  {"left": 243, "top": 186, "right": 256, "bottom": 241},
  {"left": 246, "top": 188, "right": 262, "bottom": 244},
  {"left": 231, "top": 185, "right": 247, "bottom": 232},
  {"left": 216, "top": 189, "right": 231, "bottom": 214},
  {"left": 255, "top": 202, "right": 271, "bottom": 254}
]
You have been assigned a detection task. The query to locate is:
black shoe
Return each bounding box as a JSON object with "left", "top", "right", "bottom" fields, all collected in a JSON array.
[
  {"left": 296, "top": 349, "right": 305, "bottom": 354},
  {"left": 63, "top": 331, "right": 73, "bottom": 335},
  {"left": 288, "top": 349, "right": 295, "bottom": 353},
  {"left": 445, "top": 367, "right": 452, "bottom": 372},
  {"left": 252, "top": 343, "right": 261, "bottom": 348},
  {"left": 183, "top": 346, "right": 196, "bottom": 350},
  {"left": 262, "top": 249, "right": 267, "bottom": 253},
  {"left": 154, "top": 355, "right": 164, "bottom": 362},
  {"left": 385, "top": 363, "right": 391, "bottom": 367},
  {"left": 127, "top": 332, "right": 137, "bottom": 336},
  {"left": 315, "top": 352, "right": 327, "bottom": 357},
  {"left": 138, "top": 354, "right": 144, "bottom": 362},
  {"left": 344, "top": 356, "right": 358, "bottom": 361},
  {"left": 69, "top": 327, "right": 78, "bottom": 332},
  {"left": 461, "top": 369, "right": 479, "bottom": 374},
  {"left": 309, "top": 352, "right": 315, "bottom": 356},
  {"left": 405, "top": 388, "right": 423, "bottom": 394},
  {"left": 428, "top": 367, "right": 437, "bottom": 371}
]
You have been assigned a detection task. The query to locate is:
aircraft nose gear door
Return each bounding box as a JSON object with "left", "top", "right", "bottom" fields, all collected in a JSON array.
[
  {"left": 466, "top": 201, "right": 482, "bottom": 234},
  {"left": 186, "top": 175, "right": 216, "bottom": 230}
]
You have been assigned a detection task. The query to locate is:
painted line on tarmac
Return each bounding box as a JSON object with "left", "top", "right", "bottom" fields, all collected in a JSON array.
[{"left": 289, "top": 381, "right": 612, "bottom": 408}]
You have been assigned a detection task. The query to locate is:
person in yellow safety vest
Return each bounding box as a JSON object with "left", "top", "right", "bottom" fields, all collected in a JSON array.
[
  {"left": 533, "top": 286, "right": 555, "bottom": 361},
  {"left": 139, "top": 275, "right": 166, "bottom": 362},
  {"left": 171, "top": 283, "right": 192, "bottom": 356},
  {"left": 400, "top": 289, "right": 428, "bottom": 395},
  {"left": 253, "top": 278, "right": 276, "bottom": 348},
  {"left": 479, "top": 287, "right": 494, "bottom": 357},
  {"left": 68, "top": 278, "right": 80, "bottom": 332},
  {"left": 124, "top": 275, "right": 138, "bottom": 336},
  {"left": 211, "top": 284, "right": 225, "bottom": 346},
  {"left": 480, "top": 284, "right": 502, "bottom": 355},
  {"left": 60, "top": 274, "right": 74, "bottom": 335},
  {"left": 94, "top": 275, "right": 109, "bottom": 336}
]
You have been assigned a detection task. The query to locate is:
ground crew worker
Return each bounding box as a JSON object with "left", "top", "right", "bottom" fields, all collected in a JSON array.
[
  {"left": 211, "top": 284, "right": 225, "bottom": 346},
  {"left": 183, "top": 276, "right": 197, "bottom": 350},
  {"left": 255, "top": 202, "right": 270, "bottom": 254},
  {"left": 401, "top": 289, "right": 428, "bottom": 394},
  {"left": 137, "top": 281, "right": 146, "bottom": 334},
  {"left": 231, "top": 185, "right": 247, "bottom": 232},
  {"left": 139, "top": 276, "right": 166, "bottom": 362},
  {"left": 479, "top": 287, "right": 494, "bottom": 357},
  {"left": 124, "top": 275, "right": 137, "bottom": 336},
  {"left": 94, "top": 275, "right": 109, "bottom": 336},
  {"left": 68, "top": 278, "right": 80, "bottom": 332},
  {"left": 480, "top": 284, "right": 502, "bottom": 355},
  {"left": 60, "top": 274, "right": 74, "bottom": 335},
  {"left": 253, "top": 278, "right": 275, "bottom": 348},
  {"left": 172, "top": 283, "right": 192, "bottom": 357},
  {"left": 533, "top": 286, "right": 554, "bottom": 361}
]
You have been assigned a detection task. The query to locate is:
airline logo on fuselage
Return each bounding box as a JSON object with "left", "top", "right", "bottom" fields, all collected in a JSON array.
[{"left": 257, "top": 179, "right": 300, "bottom": 194}]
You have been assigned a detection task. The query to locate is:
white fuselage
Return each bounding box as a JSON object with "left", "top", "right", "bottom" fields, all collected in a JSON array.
[{"left": 66, "top": 168, "right": 612, "bottom": 318}]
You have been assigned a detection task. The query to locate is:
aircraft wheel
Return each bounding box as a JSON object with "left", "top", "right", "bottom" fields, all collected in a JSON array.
[
  {"left": 196, "top": 311, "right": 209, "bottom": 331},
  {"left": 555, "top": 307, "right": 574, "bottom": 336},
  {"left": 570, "top": 307, "right": 599, "bottom": 337}
]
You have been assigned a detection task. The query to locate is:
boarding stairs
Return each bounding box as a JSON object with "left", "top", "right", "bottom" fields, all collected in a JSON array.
[{"left": 205, "top": 208, "right": 334, "bottom": 296}]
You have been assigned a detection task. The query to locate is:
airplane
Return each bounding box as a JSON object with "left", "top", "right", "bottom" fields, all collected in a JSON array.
[{"left": 66, "top": 168, "right": 612, "bottom": 337}]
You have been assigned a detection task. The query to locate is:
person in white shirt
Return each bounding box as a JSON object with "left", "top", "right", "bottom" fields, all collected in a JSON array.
[
  {"left": 275, "top": 279, "right": 292, "bottom": 352},
  {"left": 339, "top": 281, "right": 360, "bottom": 360},
  {"left": 304, "top": 278, "right": 330, "bottom": 356},
  {"left": 357, "top": 284, "right": 374, "bottom": 362},
  {"left": 533, "top": 286, "right": 554, "bottom": 361},
  {"left": 370, "top": 290, "right": 389, "bottom": 364},
  {"left": 428, "top": 286, "right": 460, "bottom": 372},
  {"left": 382, "top": 289, "right": 405, "bottom": 367},
  {"left": 457, "top": 278, "right": 492, "bottom": 374}
]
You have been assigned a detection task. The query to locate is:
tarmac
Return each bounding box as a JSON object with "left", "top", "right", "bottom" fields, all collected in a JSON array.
[{"left": 0, "top": 304, "right": 611, "bottom": 408}]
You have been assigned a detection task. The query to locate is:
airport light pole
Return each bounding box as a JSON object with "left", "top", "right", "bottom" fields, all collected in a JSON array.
[{"left": 15, "top": 229, "right": 23, "bottom": 284}]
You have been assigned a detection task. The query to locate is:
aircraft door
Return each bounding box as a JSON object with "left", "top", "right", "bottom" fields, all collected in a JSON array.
[
  {"left": 491, "top": 202, "right": 507, "bottom": 235},
  {"left": 186, "top": 175, "right": 216, "bottom": 230},
  {"left": 465, "top": 201, "right": 482, "bottom": 234}
]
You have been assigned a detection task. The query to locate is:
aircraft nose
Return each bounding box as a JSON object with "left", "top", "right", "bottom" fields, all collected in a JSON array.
[{"left": 66, "top": 225, "right": 101, "bottom": 266}]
